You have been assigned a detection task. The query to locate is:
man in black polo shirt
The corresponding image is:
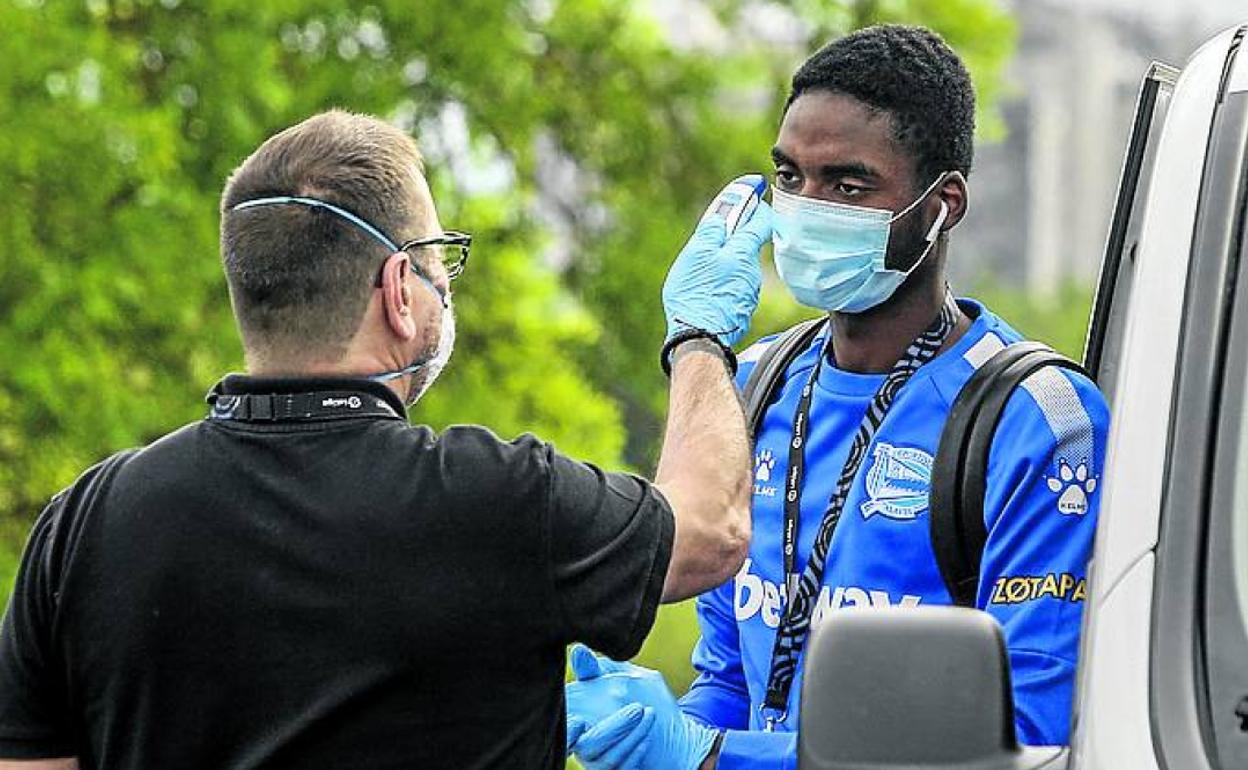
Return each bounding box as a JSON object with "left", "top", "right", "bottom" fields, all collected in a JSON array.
[{"left": 0, "top": 110, "right": 772, "bottom": 768}]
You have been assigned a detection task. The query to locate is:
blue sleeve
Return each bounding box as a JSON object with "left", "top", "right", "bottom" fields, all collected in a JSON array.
[
  {"left": 715, "top": 729, "right": 797, "bottom": 770},
  {"left": 978, "top": 367, "right": 1109, "bottom": 746},
  {"left": 679, "top": 580, "right": 751, "bottom": 730}
]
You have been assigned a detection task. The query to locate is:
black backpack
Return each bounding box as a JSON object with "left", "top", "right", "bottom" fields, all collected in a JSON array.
[{"left": 741, "top": 319, "right": 1086, "bottom": 608}]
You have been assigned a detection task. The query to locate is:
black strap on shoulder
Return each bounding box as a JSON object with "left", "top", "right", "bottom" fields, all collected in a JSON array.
[
  {"left": 930, "top": 341, "right": 1088, "bottom": 607},
  {"left": 742, "top": 318, "right": 827, "bottom": 437}
]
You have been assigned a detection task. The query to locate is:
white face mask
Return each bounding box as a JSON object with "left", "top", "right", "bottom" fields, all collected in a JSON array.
[
  {"left": 367, "top": 291, "right": 456, "bottom": 407},
  {"left": 405, "top": 295, "right": 456, "bottom": 406}
]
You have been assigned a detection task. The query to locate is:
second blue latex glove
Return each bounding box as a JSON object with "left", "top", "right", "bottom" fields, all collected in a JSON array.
[
  {"left": 567, "top": 703, "right": 656, "bottom": 770},
  {"left": 661, "top": 191, "right": 773, "bottom": 351},
  {"left": 566, "top": 645, "right": 718, "bottom": 770}
]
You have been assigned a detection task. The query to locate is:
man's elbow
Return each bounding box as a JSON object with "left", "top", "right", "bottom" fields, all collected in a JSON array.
[
  {"left": 662, "top": 504, "right": 751, "bottom": 602},
  {"left": 716, "top": 504, "right": 751, "bottom": 579}
]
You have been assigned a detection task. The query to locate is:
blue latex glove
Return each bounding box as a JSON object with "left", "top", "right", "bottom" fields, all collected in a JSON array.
[
  {"left": 566, "top": 645, "right": 718, "bottom": 770},
  {"left": 566, "top": 644, "right": 644, "bottom": 731},
  {"left": 567, "top": 704, "right": 656, "bottom": 770},
  {"left": 662, "top": 192, "right": 773, "bottom": 352}
]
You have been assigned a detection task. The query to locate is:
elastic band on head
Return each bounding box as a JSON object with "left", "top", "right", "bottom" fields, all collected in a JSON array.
[
  {"left": 231, "top": 194, "right": 447, "bottom": 306},
  {"left": 231, "top": 196, "right": 399, "bottom": 253}
]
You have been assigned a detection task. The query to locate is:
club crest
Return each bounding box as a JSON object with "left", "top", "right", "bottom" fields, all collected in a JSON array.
[{"left": 861, "top": 443, "right": 933, "bottom": 521}]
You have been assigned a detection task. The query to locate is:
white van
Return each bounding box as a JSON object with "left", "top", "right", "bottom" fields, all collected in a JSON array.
[{"left": 798, "top": 22, "right": 1248, "bottom": 770}]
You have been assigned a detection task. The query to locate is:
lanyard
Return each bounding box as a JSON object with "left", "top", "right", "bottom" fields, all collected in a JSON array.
[
  {"left": 763, "top": 290, "right": 960, "bottom": 729},
  {"left": 207, "top": 390, "right": 402, "bottom": 422}
]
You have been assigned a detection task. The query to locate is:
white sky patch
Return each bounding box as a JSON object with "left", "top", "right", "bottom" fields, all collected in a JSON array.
[
  {"left": 1030, "top": 0, "right": 1243, "bottom": 28},
  {"left": 416, "top": 101, "right": 515, "bottom": 198}
]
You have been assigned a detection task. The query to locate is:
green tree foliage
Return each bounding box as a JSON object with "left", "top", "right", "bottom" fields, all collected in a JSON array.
[
  {"left": 0, "top": 1, "right": 1022, "bottom": 744},
  {"left": 0, "top": 0, "right": 650, "bottom": 531}
]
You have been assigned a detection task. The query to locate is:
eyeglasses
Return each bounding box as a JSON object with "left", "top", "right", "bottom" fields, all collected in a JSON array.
[{"left": 399, "top": 231, "right": 472, "bottom": 281}]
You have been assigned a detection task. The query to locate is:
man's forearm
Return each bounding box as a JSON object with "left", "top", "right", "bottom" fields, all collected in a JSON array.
[
  {"left": 655, "top": 338, "right": 752, "bottom": 602},
  {"left": 0, "top": 759, "right": 80, "bottom": 770},
  {"left": 700, "top": 734, "right": 723, "bottom": 770}
]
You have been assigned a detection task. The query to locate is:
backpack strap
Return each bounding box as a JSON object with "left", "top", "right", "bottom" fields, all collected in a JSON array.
[
  {"left": 742, "top": 318, "right": 828, "bottom": 437},
  {"left": 929, "top": 341, "right": 1088, "bottom": 607}
]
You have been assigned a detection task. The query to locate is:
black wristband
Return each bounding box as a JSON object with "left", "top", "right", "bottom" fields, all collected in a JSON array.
[{"left": 660, "top": 331, "right": 738, "bottom": 377}]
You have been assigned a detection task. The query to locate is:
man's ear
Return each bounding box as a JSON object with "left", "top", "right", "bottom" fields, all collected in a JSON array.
[
  {"left": 937, "top": 171, "right": 969, "bottom": 232},
  {"left": 380, "top": 252, "right": 417, "bottom": 341}
]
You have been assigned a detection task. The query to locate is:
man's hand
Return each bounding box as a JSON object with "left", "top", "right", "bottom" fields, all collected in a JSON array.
[
  {"left": 567, "top": 704, "right": 657, "bottom": 770},
  {"left": 566, "top": 645, "right": 643, "bottom": 741},
  {"left": 566, "top": 646, "right": 718, "bottom": 770},
  {"left": 661, "top": 199, "right": 773, "bottom": 362}
]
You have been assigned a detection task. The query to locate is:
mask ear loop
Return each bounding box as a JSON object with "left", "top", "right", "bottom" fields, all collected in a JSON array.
[
  {"left": 901, "top": 199, "right": 950, "bottom": 278},
  {"left": 369, "top": 292, "right": 452, "bottom": 384},
  {"left": 887, "top": 172, "right": 951, "bottom": 224},
  {"left": 925, "top": 199, "right": 950, "bottom": 243}
]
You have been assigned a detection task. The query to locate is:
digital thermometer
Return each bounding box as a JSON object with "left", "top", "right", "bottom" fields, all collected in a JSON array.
[{"left": 702, "top": 173, "right": 767, "bottom": 235}]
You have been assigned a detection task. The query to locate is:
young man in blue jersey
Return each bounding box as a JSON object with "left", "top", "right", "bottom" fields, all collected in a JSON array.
[{"left": 564, "top": 24, "right": 1111, "bottom": 770}]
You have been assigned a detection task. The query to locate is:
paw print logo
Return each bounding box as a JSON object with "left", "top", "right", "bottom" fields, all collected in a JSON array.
[
  {"left": 755, "top": 450, "right": 776, "bottom": 483},
  {"left": 1047, "top": 460, "right": 1097, "bottom": 516}
]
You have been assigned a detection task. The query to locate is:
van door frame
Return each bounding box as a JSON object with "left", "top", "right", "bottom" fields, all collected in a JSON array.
[{"left": 1149, "top": 26, "right": 1246, "bottom": 770}]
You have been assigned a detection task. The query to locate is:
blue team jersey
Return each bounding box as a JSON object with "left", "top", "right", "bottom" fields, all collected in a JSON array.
[{"left": 677, "top": 299, "right": 1110, "bottom": 770}]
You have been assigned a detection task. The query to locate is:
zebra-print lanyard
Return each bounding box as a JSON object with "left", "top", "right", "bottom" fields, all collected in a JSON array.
[{"left": 762, "top": 289, "right": 960, "bottom": 730}]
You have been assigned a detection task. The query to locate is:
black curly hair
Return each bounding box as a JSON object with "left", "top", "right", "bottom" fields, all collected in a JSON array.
[{"left": 786, "top": 24, "right": 975, "bottom": 188}]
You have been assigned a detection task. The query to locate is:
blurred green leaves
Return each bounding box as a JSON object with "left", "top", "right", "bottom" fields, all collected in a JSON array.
[
  {"left": 0, "top": 0, "right": 1017, "bottom": 530},
  {"left": 0, "top": 4, "right": 1026, "bottom": 717}
]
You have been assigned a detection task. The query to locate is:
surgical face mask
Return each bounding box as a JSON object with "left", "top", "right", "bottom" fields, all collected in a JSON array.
[
  {"left": 370, "top": 294, "right": 456, "bottom": 407},
  {"left": 407, "top": 295, "right": 456, "bottom": 405},
  {"left": 771, "top": 175, "right": 950, "bottom": 313}
]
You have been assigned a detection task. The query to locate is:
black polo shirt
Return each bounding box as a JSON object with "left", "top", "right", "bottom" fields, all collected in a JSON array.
[{"left": 0, "top": 375, "right": 673, "bottom": 769}]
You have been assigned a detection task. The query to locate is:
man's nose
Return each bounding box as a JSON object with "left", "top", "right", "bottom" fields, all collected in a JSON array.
[
  {"left": 798, "top": 180, "right": 825, "bottom": 200},
  {"left": 430, "top": 269, "right": 451, "bottom": 299}
]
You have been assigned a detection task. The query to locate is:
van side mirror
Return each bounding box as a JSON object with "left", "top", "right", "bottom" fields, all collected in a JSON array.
[{"left": 798, "top": 607, "right": 1065, "bottom": 770}]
